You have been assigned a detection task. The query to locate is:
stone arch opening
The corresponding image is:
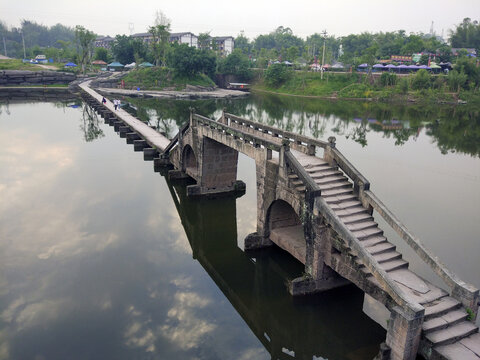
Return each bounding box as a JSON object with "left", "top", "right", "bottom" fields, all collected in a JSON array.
[
  {"left": 183, "top": 144, "right": 197, "bottom": 175},
  {"left": 266, "top": 200, "right": 306, "bottom": 264}
]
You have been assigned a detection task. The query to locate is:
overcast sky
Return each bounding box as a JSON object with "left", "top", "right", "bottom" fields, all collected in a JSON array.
[{"left": 2, "top": 0, "right": 479, "bottom": 40}]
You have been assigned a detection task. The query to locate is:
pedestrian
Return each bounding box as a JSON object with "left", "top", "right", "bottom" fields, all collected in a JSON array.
[
  {"left": 114, "top": 99, "right": 118, "bottom": 110},
  {"left": 102, "top": 96, "right": 106, "bottom": 105}
]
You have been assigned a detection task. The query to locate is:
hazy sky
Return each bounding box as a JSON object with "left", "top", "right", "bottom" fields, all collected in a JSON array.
[{"left": 2, "top": 0, "right": 479, "bottom": 40}]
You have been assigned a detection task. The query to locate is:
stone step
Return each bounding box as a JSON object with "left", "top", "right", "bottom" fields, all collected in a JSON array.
[
  {"left": 380, "top": 258, "right": 409, "bottom": 272},
  {"left": 324, "top": 193, "right": 358, "bottom": 204},
  {"left": 423, "top": 309, "right": 469, "bottom": 334},
  {"left": 424, "top": 297, "right": 462, "bottom": 320},
  {"left": 304, "top": 163, "right": 331, "bottom": 172},
  {"left": 347, "top": 220, "right": 378, "bottom": 232},
  {"left": 425, "top": 321, "right": 478, "bottom": 347},
  {"left": 335, "top": 205, "right": 368, "bottom": 217},
  {"left": 373, "top": 250, "right": 402, "bottom": 263},
  {"left": 322, "top": 187, "right": 353, "bottom": 197},
  {"left": 314, "top": 174, "right": 347, "bottom": 185},
  {"left": 361, "top": 235, "right": 388, "bottom": 247},
  {"left": 435, "top": 339, "right": 480, "bottom": 360},
  {"left": 318, "top": 180, "right": 352, "bottom": 192},
  {"left": 310, "top": 169, "right": 341, "bottom": 178},
  {"left": 352, "top": 226, "right": 384, "bottom": 240},
  {"left": 340, "top": 212, "right": 371, "bottom": 225},
  {"left": 366, "top": 242, "right": 396, "bottom": 255}
]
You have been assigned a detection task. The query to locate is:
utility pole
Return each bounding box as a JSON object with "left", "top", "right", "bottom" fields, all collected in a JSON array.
[
  {"left": 321, "top": 29, "right": 327, "bottom": 80},
  {"left": 21, "top": 31, "right": 26, "bottom": 59},
  {"left": 2, "top": 36, "right": 7, "bottom": 57}
]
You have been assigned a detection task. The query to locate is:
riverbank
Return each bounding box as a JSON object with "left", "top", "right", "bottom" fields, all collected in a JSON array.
[
  {"left": 95, "top": 87, "right": 249, "bottom": 99},
  {"left": 253, "top": 70, "right": 479, "bottom": 105}
]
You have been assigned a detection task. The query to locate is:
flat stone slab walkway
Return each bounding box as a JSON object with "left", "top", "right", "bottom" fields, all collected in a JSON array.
[
  {"left": 95, "top": 87, "right": 249, "bottom": 99},
  {"left": 80, "top": 81, "right": 170, "bottom": 151}
]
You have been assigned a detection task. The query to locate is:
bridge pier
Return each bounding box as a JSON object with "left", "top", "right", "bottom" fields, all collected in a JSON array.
[{"left": 386, "top": 306, "right": 424, "bottom": 360}]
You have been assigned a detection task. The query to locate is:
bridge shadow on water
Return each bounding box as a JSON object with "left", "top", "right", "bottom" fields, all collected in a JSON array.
[{"left": 163, "top": 173, "right": 387, "bottom": 360}]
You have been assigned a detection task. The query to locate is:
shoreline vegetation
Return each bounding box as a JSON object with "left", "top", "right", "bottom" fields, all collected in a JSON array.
[
  {"left": 251, "top": 66, "right": 480, "bottom": 105},
  {"left": 1, "top": 59, "right": 479, "bottom": 105}
]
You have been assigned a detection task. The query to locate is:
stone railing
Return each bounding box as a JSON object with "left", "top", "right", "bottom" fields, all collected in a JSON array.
[
  {"left": 223, "top": 112, "right": 328, "bottom": 155},
  {"left": 192, "top": 113, "right": 282, "bottom": 158}
]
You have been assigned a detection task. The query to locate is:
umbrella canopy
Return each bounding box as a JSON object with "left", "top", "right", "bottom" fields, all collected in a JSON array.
[
  {"left": 139, "top": 62, "right": 154, "bottom": 68},
  {"left": 92, "top": 60, "right": 107, "bottom": 65},
  {"left": 373, "top": 64, "right": 384, "bottom": 68},
  {"left": 108, "top": 62, "right": 124, "bottom": 67},
  {"left": 429, "top": 63, "right": 441, "bottom": 69},
  {"left": 64, "top": 62, "right": 77, "bottom": 67},
  {"left": 358, "top": 63, "right": 368, "bottom": 67}
]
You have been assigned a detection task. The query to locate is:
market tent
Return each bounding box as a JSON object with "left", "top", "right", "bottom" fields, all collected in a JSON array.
[
  {"left": 372, "top": 64, "right": 384, "bottom": 71},
  {"left": 64, "top": 62, "right": 77, "bottom": 67},
  {"left": 92, "top": 60, "right": 107, "bottom": 65},
  {"left": 125, "top": 62, "right": 136, "bottom": 69},
  {"left": 385, "top": 64, "right": 397, "bottom": 71},
  {"left": 107, "top": 62, "right": 124, "bottom": 71},
  {"left": 139, "top": 62, "right": 154, "bottom": 68},
  {"left": 358, "top": 63, "right": 368, "bottom": 68}
]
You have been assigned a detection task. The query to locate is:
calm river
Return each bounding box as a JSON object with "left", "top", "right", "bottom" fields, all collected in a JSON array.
[{"left": 0, "top": 93, "right": 479, "bottom": 360}]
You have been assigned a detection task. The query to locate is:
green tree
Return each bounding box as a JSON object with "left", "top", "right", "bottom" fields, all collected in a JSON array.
[
  {"left": 149, "top": 24, "right": 170, "bottom": 66},
  {"left": 167, "top": 43, "right": 216, "bottom": 78},
  {"left": 74, "top": 25, "right": 96, "bottom": 74},
  {"left": 198, "top": 32, "right": 212, "bottom": 50},
  {"left": 234, "top": 31, "right": 251, "bottom": 54},
  {"left": 111, "top": 35, "right": 135, "bottom": 64},
  {"left": 94, "top": 47, "right": 109, "bottom": 62},
  {"left": 217, "top": 49, "right": 252, "bottom": 81},
  {"left": 449, "top": 18, "right": 480, "bottom": 49}
]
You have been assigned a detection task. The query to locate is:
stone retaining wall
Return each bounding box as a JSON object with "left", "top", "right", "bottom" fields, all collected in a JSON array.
[{"left": 0, "top": 70, "right": 76, "bottom": 86}]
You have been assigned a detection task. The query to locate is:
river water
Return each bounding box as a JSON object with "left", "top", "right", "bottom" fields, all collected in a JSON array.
[{"left": 0, "top": 94, "right": 478, "bottom": 360}]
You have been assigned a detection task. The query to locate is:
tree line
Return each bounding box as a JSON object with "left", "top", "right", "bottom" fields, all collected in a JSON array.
[{"left": 0, "top": 17, "right": 478, "bottom": 82}]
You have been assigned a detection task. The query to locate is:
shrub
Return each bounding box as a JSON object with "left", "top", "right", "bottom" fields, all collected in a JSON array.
[
  {"left": 264, "top": 63, "right": 292, "bottom": 87},
  {"left": 398, "top": 77, "right": 409, "bottom": 94},
  {"left": 380, "top": 72, "right": 397, "bottom": 87},
  {"left": 411, "top": 69, "right": 431, "bottom": 90},
  {"left": 448, "top": 70, "right": 468, "bottom": 92}
]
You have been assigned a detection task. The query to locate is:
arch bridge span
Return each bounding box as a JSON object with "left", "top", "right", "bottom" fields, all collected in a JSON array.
[{"left": 80, "top": 83, "right": 479, "bottom": 360}]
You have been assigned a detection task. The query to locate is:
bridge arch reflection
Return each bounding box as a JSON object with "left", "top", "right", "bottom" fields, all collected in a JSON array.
[{"left": 163, "top": 174, "right": 386, "bottom": 360}]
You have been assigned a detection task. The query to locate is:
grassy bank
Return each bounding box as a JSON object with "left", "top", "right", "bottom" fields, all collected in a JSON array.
[
  {"left": 253, "top": 69, "right": 479, "bottom": 104},
  {"left": 0, "top": 59, "right": 64, "bottom": 71},
  {"left": 121, "top": 67, "right": 216, "bottom": 91}
]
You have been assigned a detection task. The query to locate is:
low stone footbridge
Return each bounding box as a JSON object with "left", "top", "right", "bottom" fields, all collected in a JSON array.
[{"left": 79, "top": 82, "right": 479, "bottom": 360}]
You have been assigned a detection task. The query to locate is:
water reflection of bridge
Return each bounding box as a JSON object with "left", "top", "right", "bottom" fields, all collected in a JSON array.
[{"left": 165, "top": 176, "right": 386, "bottom": 360}]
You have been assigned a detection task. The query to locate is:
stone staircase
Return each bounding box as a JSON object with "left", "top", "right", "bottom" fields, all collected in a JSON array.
[{"left": 288, "top": 151, "right": 480, "bottom": 359}]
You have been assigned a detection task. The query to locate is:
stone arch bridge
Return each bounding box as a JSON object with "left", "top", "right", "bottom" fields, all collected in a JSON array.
[{"left": 80, "top": 82, "right": 479, "bottom": 360}]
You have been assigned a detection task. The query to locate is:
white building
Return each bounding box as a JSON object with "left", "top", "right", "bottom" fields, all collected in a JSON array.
[
  {"left": 214, "top": 36, "right": 234, "bottom": 55},
  {"left": 169, "top": 32, "right": 198, "bottom": 48}
]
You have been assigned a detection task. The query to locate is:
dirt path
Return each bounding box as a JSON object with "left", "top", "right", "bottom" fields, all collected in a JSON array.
[{"left": 35, "top": 64, "right": 58, "bottom": 70}]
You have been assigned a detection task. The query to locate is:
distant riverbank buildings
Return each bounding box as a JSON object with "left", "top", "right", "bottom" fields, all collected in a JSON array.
[{"left": 94, "top": 32, "right": 234, "bottom": 56}]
